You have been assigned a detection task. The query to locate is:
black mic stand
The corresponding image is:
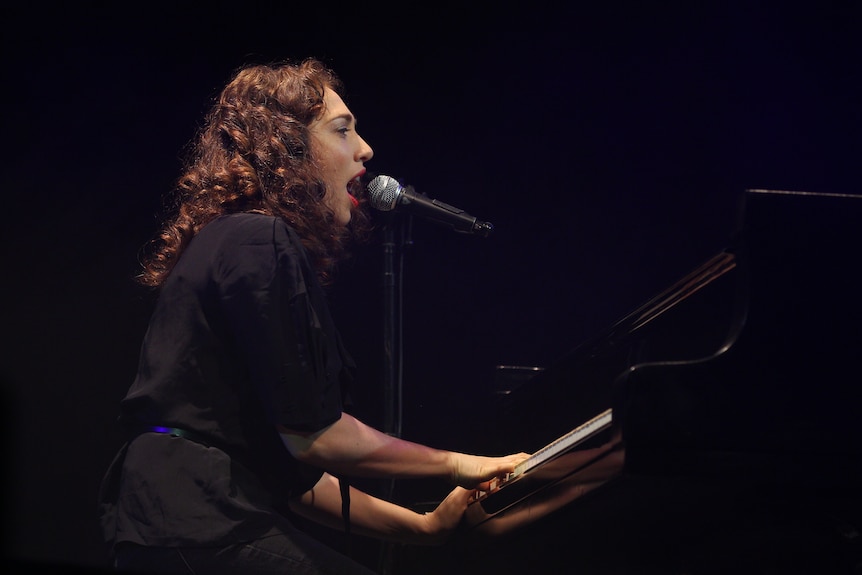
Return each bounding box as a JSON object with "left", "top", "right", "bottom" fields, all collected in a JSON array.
[
  {"left": 379, "top": 213, "right": 412, "bottom": 574},
  {"left": 381, "top": 221, "right": 402, "bottom": 444}
]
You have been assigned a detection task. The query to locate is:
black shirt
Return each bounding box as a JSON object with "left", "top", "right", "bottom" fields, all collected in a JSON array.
[{"left": 99, "top": 213, "right": 354, "bottom": 547}]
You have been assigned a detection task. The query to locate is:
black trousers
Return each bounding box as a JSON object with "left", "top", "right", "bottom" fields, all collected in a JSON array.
[{"left": 113, "top": 531, "right": 378, "bottom": 575}]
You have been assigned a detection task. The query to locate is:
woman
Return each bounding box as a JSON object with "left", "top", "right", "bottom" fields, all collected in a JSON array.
[{"left": 98, "top": 58, "right": 526, "bottom": 574}]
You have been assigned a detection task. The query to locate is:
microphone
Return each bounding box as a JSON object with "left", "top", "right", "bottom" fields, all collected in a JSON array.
[{"left": 366, "top": 174, "right": 494, "bottom": 237}]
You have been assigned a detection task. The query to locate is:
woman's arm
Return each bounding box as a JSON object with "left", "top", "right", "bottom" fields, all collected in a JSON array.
[
  {"left": 279, "top": 413, "right": 528, "bottom": 489},
  {"left": 288, "top": 472, "right": 474, "bottom": 545}
]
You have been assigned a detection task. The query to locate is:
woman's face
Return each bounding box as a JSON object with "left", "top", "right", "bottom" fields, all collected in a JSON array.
[{"left": 309, "top": 87, "right": 374, "bottom": 226}]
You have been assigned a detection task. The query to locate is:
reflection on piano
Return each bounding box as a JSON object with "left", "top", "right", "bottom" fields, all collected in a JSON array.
[{"left": 395, "top": 190, "right": 862, "bottom": 574}]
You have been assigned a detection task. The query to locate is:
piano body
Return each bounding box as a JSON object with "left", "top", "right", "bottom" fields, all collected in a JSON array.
[{"left": 395, "top": 189, "right": 862, "bottom": 574}]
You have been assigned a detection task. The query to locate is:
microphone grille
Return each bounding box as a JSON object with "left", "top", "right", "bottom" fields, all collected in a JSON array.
[{"left": 367, "top": 175, "right": 403, "bottom": 211}]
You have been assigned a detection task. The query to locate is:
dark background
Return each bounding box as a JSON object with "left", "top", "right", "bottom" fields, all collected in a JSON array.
[{"left": 2, "top": 1, "right": 860, "bottom": 572}]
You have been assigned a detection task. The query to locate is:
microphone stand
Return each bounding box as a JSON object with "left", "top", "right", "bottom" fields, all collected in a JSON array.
[
  {"left": 381, "top": 221, "right": 401, "bottom": 443},
  {"left": 379, "top": 213, "right": 411, "bottom": 574}
]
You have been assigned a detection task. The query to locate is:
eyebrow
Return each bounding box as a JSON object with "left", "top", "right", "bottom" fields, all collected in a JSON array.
[{"left": 328, "top": 112, "right": 356, "bottom": 126}]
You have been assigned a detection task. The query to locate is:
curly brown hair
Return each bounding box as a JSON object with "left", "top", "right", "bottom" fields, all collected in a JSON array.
[{"left": 138, "top": 58, "right": 371, "bottom": 288}]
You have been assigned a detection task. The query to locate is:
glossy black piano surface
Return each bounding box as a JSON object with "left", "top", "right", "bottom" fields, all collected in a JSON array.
[{"left": 394, "top": 190, "right": 862, "bottom": 574}]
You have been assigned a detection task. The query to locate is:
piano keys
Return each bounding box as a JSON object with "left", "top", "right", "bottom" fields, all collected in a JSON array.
[{"left": 467, "top": 408, "right": 616, "bottom": 534}]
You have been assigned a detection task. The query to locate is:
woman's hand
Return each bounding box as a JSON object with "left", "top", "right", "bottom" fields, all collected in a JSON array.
[
  {"left": 419, "top": 486, "right": 477, "bottom": 545},
  {"left": 449, "top": 452, "right": 531, "bottom": 490}
]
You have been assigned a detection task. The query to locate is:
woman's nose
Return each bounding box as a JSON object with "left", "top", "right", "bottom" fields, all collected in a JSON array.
[{"left": 357, "top": 136, "right": 374, "bottom": 162}]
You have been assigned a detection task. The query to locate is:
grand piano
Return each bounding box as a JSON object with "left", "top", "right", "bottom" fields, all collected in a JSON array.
[{"left": 394, "top": 189, "right": 862, "bottom": 574}]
